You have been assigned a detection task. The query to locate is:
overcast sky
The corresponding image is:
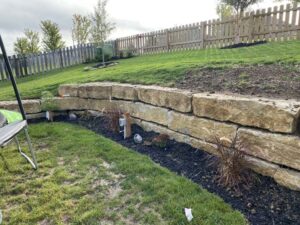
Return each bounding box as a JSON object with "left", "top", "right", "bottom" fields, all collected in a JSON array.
[{"left": 0, "top": 0, "right": 287, "bottom": 55}]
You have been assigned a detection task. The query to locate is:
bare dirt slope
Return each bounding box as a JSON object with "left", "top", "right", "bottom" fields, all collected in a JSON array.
[{"left": 176, "top": 64, "right": 300, "bottom": 100}]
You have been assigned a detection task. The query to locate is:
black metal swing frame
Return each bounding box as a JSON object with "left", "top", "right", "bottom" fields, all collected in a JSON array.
[{"left": 0, "top": 35, "right": 37, "bottom": 169}]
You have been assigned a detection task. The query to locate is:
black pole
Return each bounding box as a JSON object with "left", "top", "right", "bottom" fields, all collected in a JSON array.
[{"left": 0, "top": 35, "right": 26, "bottom": 120}]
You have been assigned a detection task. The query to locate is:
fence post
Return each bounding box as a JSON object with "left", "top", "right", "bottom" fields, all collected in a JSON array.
[
  {"left": 136, "top": 35, "right": 140, "bottom": 55},
  {"left": 13, "top": 55, "right": 20, "bottom": 78},
  {"left": 114, "top": 39, "right": 119, "bottom": 57},
  {"left": 44, "top": 53, "right": 48, "bottom": 72},
  {"left": 248, "top": 11, "right": 254, "bottom": 42},
  {"left": 16, "top": 55, "right": 24, "bottom": 77},
  {"left": 36, "top": 53, "right": 41, "bottom": 74},
  {"left": 23, "top": 56, "right": 28, "bottom": 75},
  {"left": 200, "top": 21, "right": 206, "bottom": 48},
  {"left": 59, "top": 49, "right": 64, "bottom": 68},
  {"left": 166, "top": 29, "right": 170, "bottom": 51}
]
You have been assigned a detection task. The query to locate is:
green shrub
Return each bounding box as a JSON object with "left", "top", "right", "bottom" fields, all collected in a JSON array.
[
  {"left": 95, "top": 47, "right": 112, "bottom": 62},
  {"left": 126, "top": 44, "right": 135, "bottom": 58},
  {"left": 126, "top": 50, "right": 134, "bottom": 58},
  {"left": 119, "top": 50, "right": 125, "bottom": 59}
]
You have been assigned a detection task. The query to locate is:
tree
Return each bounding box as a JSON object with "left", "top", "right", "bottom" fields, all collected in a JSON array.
[
  {"left": 90, "top": 0, "right": 115, "bottom": 46},
  {"left": 72, "top": 14, "right": 91, "bottom": 45},
  {"left": 275, "top": 0, "right": 300, "bottom": 3},
  {"left": 24, "top": 29, "right": 40, "bottom": 54},
  {"left": 221, "top": 0, "right": 261, "bottom": 14},
  {"left": 216, "top": 2, "right": 235, "bottom": 20},
  {"left": 13, "top": 29, "right": 40, "bottom": 55},
  {"left": 40, "top": 20, "right": 65, "bottom": 51},
  {"left": 221, "top": 0, "right": 261, "bottom": 43},
  {"left": 14, "top": 37, "right": 29, "bottom": 55}
]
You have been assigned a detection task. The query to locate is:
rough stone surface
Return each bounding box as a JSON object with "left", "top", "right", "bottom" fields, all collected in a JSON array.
[
  {"left": 78, "top": 83, "right": 112, "bottom": 99},
  {"left": 168, "top": 111, "right": 238, "bottom": 145},
  {"left": 87, "top": 99, "right": 119, "bottom": 112},
  {"left": 132, "top": 102, "right": 169, "bottom": 126},
  {"left": 188, "top": 138, "right": 219, "bottom": 155},
  {"left": 0, "top": 100, "right": 41, "bottom": 114},
  {"left": 137, "top": 86, "right": 192, "bottom": 113},
  {"left": 274, "top": 168, "right": 300, "bottom": 191},
  {"left": 243, "top": 156, "right": 279, "bottom": 177},
  {"left": 237, "top": 128, "right": 300, "bottom": 171},
  {"left": 84, "top": 100, "right": 169, "bottom": 126},
  {"left": 112, "top": 84, "right": 138, "bottom": 101},
  {"left": 58, "top": 84, "right": 80, "bottom": 97},
  {"left": 52, "top": 97, "right": 88, "bottom": 111},
  {"left": 192, "top": 93, "right": 300, "bottom": 133},
  {"left": 137, "top": 120, "right": 218, "bottom": 155}
]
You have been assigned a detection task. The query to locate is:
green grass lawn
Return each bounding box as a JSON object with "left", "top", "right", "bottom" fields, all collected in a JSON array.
[
  {"left": 0, "top": 122, "right": 246, "bottom": 225},
  {"left": 1, "top": 40, "right": 300, "bottom": 101}
]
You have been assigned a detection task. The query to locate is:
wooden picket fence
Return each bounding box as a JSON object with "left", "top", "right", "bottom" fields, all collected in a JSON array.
[
  {"left": 115, "top": 3, "right": 300, "bottom": 55},
  {"left": 0, "top": 43, "right": 98, "bottom": 81},
  {"left": 1, "top": 3, "right": 300, "bottom": 81}
]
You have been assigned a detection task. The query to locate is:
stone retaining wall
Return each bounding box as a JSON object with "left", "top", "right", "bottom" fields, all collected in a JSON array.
[{"left": 1, "top": 82, "right": 300, "bottom": 191}]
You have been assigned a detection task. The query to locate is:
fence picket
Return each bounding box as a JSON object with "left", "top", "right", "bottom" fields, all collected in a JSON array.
[
  {"left": 285, "top": 4, "right": 291, "bottom": 40},
  {"left": 0, "top": 3, "right": 298, "bottom": 82}
]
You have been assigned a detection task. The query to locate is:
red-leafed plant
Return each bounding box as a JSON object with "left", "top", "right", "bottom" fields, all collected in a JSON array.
[
  {"left": 209, "top": 135, "right": 255, "bottom": 192},
  {"left": 152, "top": 134, "right": 170, "bottom": 148}
]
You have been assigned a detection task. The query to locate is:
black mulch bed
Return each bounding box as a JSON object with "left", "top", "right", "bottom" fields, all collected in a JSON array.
[
  {"left": 54, "top": 115, "right": 299, "bottom": 225},
  {"left": 221, "top": 41, "right": 267, "bottom": 49}
]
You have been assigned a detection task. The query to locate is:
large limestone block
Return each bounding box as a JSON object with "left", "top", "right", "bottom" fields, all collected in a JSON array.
[
  {"left": 132, "top": 102, "right": 169, "bottom": 126},
  {"left": 237, "top": 128, "right": 300, "bottom": 171},
  {"left": 87, "top": 99, "right": 135, "bottom": 115},
  {"left": 137, "top": 86, "right": 192, "bottom": 113},
  {"left": 112, "top": 83, "right": 138, "bottom": 101},
  {"left": 78, "top": 83, "right": 112, "bottom": 99},
  {"left": 51, "top": 97, "right": 88, "bottom": 111},
  {"left": 168, "top": 111, "right": 237, "bottom": 145},
  {"left": 243, "top": 156, "right": 279, "bottom": 177},
  {"left": 0, "top": 100, "right": 41, "bottom": 114},
  {"left": 58, "top": 84, "right": 80, "bottom": 97},
  {"left": 193, "top": 93, "right": 300, "bottom": 133},
  {"left": 86, "top": 100, "right": 168, "bottom": 126},
  {"left": 87, "top": 99, "right": 118, "bottom": 112},
  {"left": 138, "top": 120, "right": 218, "bottom": 155},
  {"left": 274, "top": 168, "right": 300, "bottom": 191}
]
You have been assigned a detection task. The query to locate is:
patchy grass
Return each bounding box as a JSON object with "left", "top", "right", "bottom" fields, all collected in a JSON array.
[
  {"left": 1, "top": 40, "right": 300, "bottom": 101},
  {"left": 0, "top": 123, "right": 247, "bottom": 225}
]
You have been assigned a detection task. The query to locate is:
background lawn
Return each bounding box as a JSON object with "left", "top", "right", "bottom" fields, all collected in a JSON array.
[
  {"left": 0, "top": 122, "right": 247, "bottom": 225},
  {"left": 0, "top": 40, "right": 300, "bottom": 101}
]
